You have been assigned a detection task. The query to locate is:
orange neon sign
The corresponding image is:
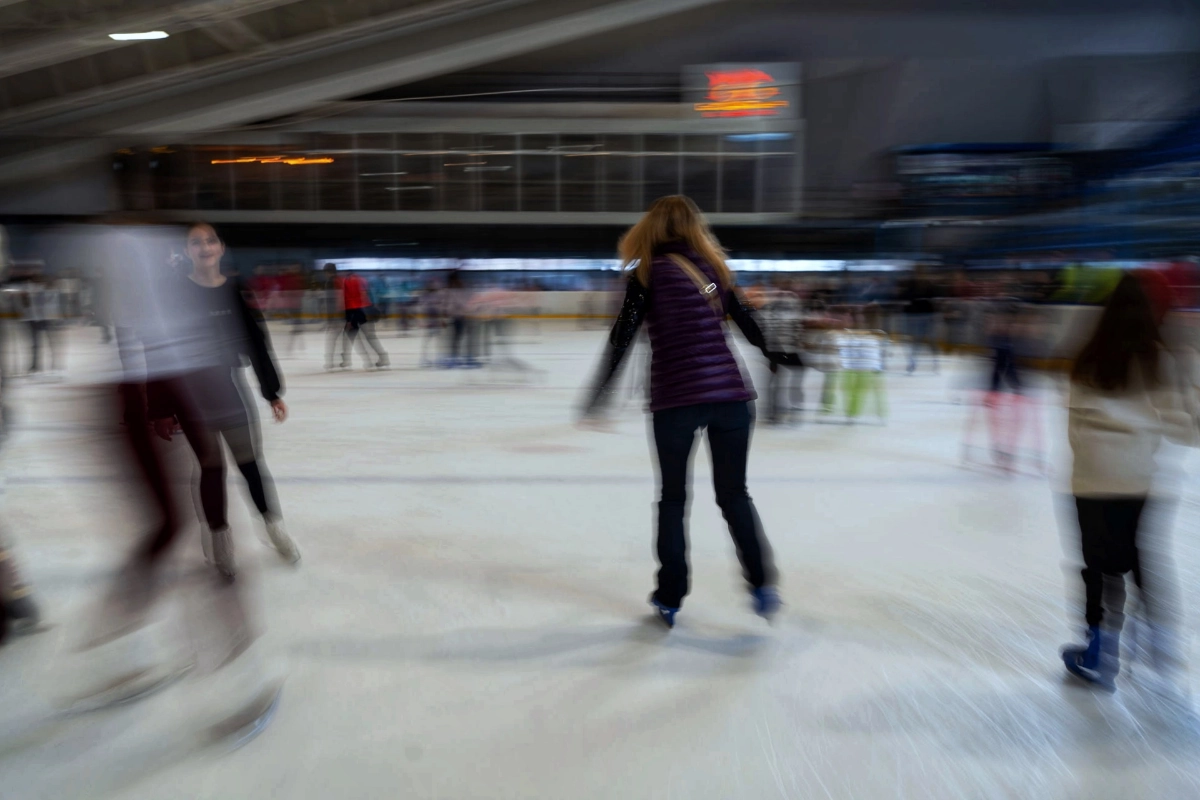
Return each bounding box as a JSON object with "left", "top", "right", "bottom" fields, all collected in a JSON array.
[
  {"left": 693, "top": 69, "right": 789, "bottom": 118},
  {"left": 210, "top": 156, "right": 334, "bottom": 165}
]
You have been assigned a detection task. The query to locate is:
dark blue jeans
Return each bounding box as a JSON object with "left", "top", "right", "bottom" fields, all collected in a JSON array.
[{"left": 651, "top": 401, "right": 776, "bottom": 609}]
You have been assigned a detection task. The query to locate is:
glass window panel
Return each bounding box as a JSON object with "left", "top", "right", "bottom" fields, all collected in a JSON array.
[
  {"left": 761, "top": 148, "right": 796, "bottom": 213},
  {"left": 642, "top": 134, "right": 679, "bottom": 208},
  {"left": 195, "top": 145, "right": 234, "bottom": 211},
  {"left": 314, "top": 134, "right": 356, "bottom": 211},
  {"left": 682, "top": 135, "right": 719, "bottom": 213},
  {"left": 520, "top": 134, "right": 558, "bottom": 212},
  {"left": 600, "top": 135, "right": 638, "bottom": 212},
  {"left": 559, "top": 134, "right": 601, "bottom": 213},
  {"left": 478, "top": 134, "right": 517, "bottom": 211},
  {"left": 234, "top": 150, "right": 273, "bottom": 211},
  {"left": 277, "top": 136, "right": 315, "bottom": 211},
  {"left": 357, "top": 133, "right": 397, "bottom": 212},
  {"left": 721, "top": 135, "right": 760, "bottom": 213},
  {"left": 441, "top": 133, "right": 479, "bottom": 211},
  {"left": 395, "top": 133, "right": 438, "bottom": 211},
  {"left": 151, "top": 147, "right": 191, "bottom": 210}
]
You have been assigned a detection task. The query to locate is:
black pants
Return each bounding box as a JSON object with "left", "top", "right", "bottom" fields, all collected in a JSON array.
[
  {"left": 344, "top": 308, "right": 388, "bottom": 365},
  {"left": 179, "top": 420, "right": 278, "bottom": 532},
  {"left": 651, "top": 401, "right": 776, "bottom": 609},
  {"left": 27, "top": 320, "right": 58, "bottom": 373},
  {"left": 1075, "top": 496, "right": 1146, "bottom": 627},
  {"left": 990, "top": 343, "right": 1021, "bottom": 393}
]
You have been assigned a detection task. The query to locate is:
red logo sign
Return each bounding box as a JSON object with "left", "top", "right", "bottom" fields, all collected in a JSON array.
[{"left": 694, "top": 69, "right": 789, "bottom": 118}]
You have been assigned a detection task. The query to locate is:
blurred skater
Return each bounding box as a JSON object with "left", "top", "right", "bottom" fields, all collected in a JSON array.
[
  {"left": 19, "top": 274, "right": 64, "bottom": 378},
  {"left": 837, "top": 329, "right": 887, "bottom": 424},
  {"left": 0, "top": 234, "right": 40, "bottom": 643},
  {"left": 902, "top": 272, "right": 940, "bottom": 374},
  {"left": 442, "top": 271, "right": 478, "bottom": 368},
  {"left": 418, "top": 279, "right": 446, "bottom": 368},
  {"left": 152, "top": 223, "right": 299, "bottom": 578},
  {"left": 321, "top": 263, "right": 346, "bottom": 370},
  {"left": 962, "top": 301, "right": 1044, "bottom": 473},
  {"left": 762, "top": 289, "right": 805, "bottom": 424},
  {"left": 340, "top": 270, "right": 389, "bottom": 370},
  {"left": 1060, "top": 273, "right": 1198, "bottom": 691},
  {"left": 582, "top": 196, "right": 800, "bottom": 628},
  {"left": 71, "top": 222, "right": 281, "bottom": 730}
]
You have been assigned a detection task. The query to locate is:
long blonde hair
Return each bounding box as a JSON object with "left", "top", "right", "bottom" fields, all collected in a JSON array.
[{"left": 619, "top": 195, "right": 732, "bottom": 289}]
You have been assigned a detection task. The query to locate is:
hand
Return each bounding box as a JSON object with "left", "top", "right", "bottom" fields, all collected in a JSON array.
[
  {"left": 271, "top": 399, "right": 288, "bottom": 423},
  {"left": 152, "top": 417, "right": 176, "bottom": 442}
]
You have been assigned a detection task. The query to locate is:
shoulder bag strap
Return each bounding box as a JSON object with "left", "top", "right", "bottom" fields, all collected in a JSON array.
[{"left": 666, "top": 253, "right": 725, "bottom": 319}]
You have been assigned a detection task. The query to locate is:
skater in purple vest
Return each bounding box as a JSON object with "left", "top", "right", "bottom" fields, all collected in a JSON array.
[{"left": 582, "top": 196, "right": 800, "bottom": 628}]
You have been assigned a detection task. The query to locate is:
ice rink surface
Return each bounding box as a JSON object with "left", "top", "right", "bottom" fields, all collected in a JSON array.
[{"left": 4, "top": 321, "right": 1200, "bottom": 799}]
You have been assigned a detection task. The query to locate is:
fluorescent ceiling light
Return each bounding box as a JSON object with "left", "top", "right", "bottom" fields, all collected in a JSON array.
[{"left": 108, "top": 31, "right": 169, "bottom": 41}]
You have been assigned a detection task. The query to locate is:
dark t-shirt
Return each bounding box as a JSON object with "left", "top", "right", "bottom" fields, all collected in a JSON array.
[{"left": 151, "top": 276, "right": 283, "bottom": 426}]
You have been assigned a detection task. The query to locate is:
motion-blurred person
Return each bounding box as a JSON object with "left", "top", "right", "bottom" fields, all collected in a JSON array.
[
  {"left": 582, "top": 196, "right": 800, "bottom": 628},
  {"left": 321, "top": 263, "right": 346, "bottom": 370},
  {"left": 72, "top": 222, "right": 281, "bottom": 729},
  {"left": 0, "top": 227, "right": 40, "bottom": 643},
  {"left": 0, "top": 528, "right": 40, "bottom": 643},
  {"left": 442, "top": 271, "right": 478, "bottom": 368},
  {"left": 339, "top": 270, "right": 389, "bottom": 370},
  {"left": 962, "top": 300, "right": 1042, "bottom": 473},
  {"left": 1061, "top": 273, "right": 1198, "bottom": 691},
  {"left": 152, "top": 223, "right": 299, "bottom": 577},
  {"left": 837, "top": 329, "right": 887, "bottom": 424},
  {"left": 418, "top": 278, "right": 446, "bottom": 368},
  {"left": 18, "top": 273, "right": 64, "bottom": 378},
  {"left": 762, "top": 289, "right": 805, "bottom": 425},
  {"left": 902, "top": 272, "right": 940, "bottom": 374}
]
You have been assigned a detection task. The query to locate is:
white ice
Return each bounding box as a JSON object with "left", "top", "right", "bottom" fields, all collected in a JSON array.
[{"left": 3, "top": 322, "right": 1200, "bottom": 799}]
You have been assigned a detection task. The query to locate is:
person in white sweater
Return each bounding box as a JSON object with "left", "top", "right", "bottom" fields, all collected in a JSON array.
[{"left": 1062, "top": 272, "right": 1198, "bottom": 690}]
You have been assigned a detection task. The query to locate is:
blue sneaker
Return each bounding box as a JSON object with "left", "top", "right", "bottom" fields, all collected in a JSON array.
[
  {"left": 650, "top": 597, "right": 678, "bottom": 629},
  {"left": 1063, "top": 625, "right": 1117, "bottom": 691},
  {"left": 751, "top": 586, "right": 782, "bottom": 620}
]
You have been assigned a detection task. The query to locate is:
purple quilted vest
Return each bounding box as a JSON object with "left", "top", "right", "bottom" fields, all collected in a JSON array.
[{"left": 644, "top": 244, "right": 754, "bottom": 412}]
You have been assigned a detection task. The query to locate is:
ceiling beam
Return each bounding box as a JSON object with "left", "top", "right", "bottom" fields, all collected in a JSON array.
[
  {"left": 0, "top": 0, "right": 731, "bottom": 185},
  {"left": 0, "top": 0, "right": 531, "bottom": 129},
  {"left": 123, "top": 0, "right": 732, "bottom": 135},
  {"left": 0, "top": 0, "right": 304, "bottom": 81}
]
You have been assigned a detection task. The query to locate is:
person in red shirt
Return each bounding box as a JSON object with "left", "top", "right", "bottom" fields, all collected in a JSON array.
[{"left": 340, "top": 271, "right": 389, "bottom": 369}]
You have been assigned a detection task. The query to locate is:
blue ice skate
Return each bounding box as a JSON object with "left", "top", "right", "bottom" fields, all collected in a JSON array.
[
  {"left": 1062, "top": 625, "right": 1118, "bottom": 691},
  {"left": 751, "top": 586, "right": 782, "bottom": 621},
  {"left": 650, "top": 597, "right": 677, "bottom": 629}
]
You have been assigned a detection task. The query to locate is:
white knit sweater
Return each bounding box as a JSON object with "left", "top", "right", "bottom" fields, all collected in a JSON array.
[{"left": 1068, "top": 354, "right": 1199, "bottom": 497}]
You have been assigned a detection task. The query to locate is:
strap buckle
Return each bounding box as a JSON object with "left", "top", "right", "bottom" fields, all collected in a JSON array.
[{"left": 703, "top": 283, "right": 717, "bottom": 294}]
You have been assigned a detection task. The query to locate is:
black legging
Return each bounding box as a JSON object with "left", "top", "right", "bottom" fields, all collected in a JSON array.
[
  {"left": 651, "top": 401, "right": 776, "bottom": 609},
  {"left": 178, "top": 419, "right": 278, "bottom": 531},
  {"left": 1075, "top": 496, "right": 1146, "bottom": 628}
]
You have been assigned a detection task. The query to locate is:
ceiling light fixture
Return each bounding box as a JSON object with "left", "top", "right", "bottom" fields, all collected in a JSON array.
[{"left": 108, "top": 31, "right": 169, "bottom": 41}]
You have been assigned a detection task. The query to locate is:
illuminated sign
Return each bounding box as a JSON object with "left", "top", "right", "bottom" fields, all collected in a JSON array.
[
  {"left": 210, "top": 156, "right": 334, "bottom": 165},
  {"left": 685, "top": 63, "right": 799, "bottom": 122},
  {"left": 694, "top": 69, "right": 789, "bottom": 118}
]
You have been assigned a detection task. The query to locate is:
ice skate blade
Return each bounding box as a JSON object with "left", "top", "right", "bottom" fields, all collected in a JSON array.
[
  {"left": 1063, "top": 660, "right": 1116, "bottom": 693},
  {"left": 65, "top": 663, "right": 193, "bottom": 715},
  {"left": 209, "top": 683, "right": 282, "bottom": 751}
]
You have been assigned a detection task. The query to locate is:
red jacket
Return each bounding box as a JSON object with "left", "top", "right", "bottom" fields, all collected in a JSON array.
[{"left": 342, "top": 275, "right": 371, "bottom": 310}]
